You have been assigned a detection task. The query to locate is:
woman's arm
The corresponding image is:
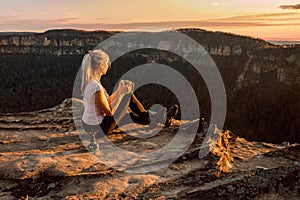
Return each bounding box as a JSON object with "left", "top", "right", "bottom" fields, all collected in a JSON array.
[
  {"left": 108, "top": 80, "right": 131, "bottom": 105},
  {"left": 108, "top": 87, "right": 121, "bottom": 105},
  {"left": 109, "top": 82, "right": 133, "bottom": 114},
  {"left": 95, "top": 89, "right": 113, "bottom": 116},
  {"left": 95, "top": 82, "right": 133, "bottom": 116}
]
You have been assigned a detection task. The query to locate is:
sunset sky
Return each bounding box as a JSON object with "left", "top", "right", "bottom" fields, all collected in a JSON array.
[{"left": 0, "top": 0, "right": 300, "bottom": 40}]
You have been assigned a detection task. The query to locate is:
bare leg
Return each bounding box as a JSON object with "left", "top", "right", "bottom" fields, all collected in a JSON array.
[
  {"left": 101, "top": 93, "right": 150, "bottom": 133},
  {"left": 129, "top": 94, "right": 147, "bottom": 114}
]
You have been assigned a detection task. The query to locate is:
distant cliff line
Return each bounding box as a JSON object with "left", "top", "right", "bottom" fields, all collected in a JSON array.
[{"left": 0, "top": 28, "right": 276, "bottom": 56}]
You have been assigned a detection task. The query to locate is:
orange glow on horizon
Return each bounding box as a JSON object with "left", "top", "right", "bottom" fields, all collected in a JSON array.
[{"left": 0, "top": 0, "right": 299, "bottom": 41}]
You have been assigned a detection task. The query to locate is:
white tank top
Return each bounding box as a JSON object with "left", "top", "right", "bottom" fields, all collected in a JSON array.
[{"left": 82, "top": 80, "right": 109, "bottom": 125}]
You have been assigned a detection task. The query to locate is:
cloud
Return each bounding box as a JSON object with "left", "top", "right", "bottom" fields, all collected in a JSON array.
[
  {"left": 0, "top": 17, "right": 79, "bottom": 24},
  {"left": 31, "top": 20, "right": 299, "bottom": 31},
  {"left": 1, "top": 20, "right": 300, "bottom": 32},
  {"left": 47, "top": 18, "right": 80, "bottom": 23},
  {"left": 106, "top": 20, "right": 300, "bottom": 28},
  {"left": 1, "top": 13, "right": 300, "bottom": 32},
  {"left": 0, "top": 17, "right": 81, "bottom": 29},
  {"left": 279, "top": 4, "right": 300, "bottom": 10},
  {"left": 211, "top": 2, "right": 227, "bottom": 6},
  {"left": 213, "top": 12, "right": 300, "bottom": 21}
]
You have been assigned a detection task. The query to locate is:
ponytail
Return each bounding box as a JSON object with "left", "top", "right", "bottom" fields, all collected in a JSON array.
[{"left": 81, "top": 50, "right": 110, "bottom": 95}]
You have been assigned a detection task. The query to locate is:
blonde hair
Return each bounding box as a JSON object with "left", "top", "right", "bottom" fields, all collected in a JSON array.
[{"left": 81, "top": 50, "right": 110, "bottom": 94}]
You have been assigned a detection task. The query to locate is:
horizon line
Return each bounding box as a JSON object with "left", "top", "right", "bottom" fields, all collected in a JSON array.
[{"left": 0, "top": 27, "right": 300, "bottom": 42}]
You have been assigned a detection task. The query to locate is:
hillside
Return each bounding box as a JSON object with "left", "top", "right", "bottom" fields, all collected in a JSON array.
[{"left": 0, "top": 28, "right": 299, "bottom": 143}]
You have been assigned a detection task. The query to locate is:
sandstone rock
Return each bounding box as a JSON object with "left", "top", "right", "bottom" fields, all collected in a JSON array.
[{"left": 0, "top": 100, "right": 299, "bottom": 199}]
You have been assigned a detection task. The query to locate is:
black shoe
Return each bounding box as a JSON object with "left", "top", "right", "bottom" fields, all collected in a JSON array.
[{"left": 164, "top": 104, "right": 179, "bottom": 127}]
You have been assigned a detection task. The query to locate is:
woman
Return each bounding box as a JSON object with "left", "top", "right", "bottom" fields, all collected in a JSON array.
[{"left": 81, "top": 49, "right": 177, "bottom": 137}]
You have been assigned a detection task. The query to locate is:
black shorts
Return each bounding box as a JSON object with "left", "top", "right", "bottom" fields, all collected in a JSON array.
[{"left": 82, "top": 116, "right": 116, "bottom": 135}]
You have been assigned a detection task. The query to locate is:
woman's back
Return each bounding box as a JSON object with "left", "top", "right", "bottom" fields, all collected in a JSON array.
[{"left": 82, "top": 80, "right": 109, "bottom": 125}]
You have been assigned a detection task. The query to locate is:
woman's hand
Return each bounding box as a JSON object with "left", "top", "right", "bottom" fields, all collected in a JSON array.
[
  {"left": 119, "top": 80, "right": 134, "bottom": 95},
  {"left": 109, "top": 80, "right": 133, "bottom": 114}
]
